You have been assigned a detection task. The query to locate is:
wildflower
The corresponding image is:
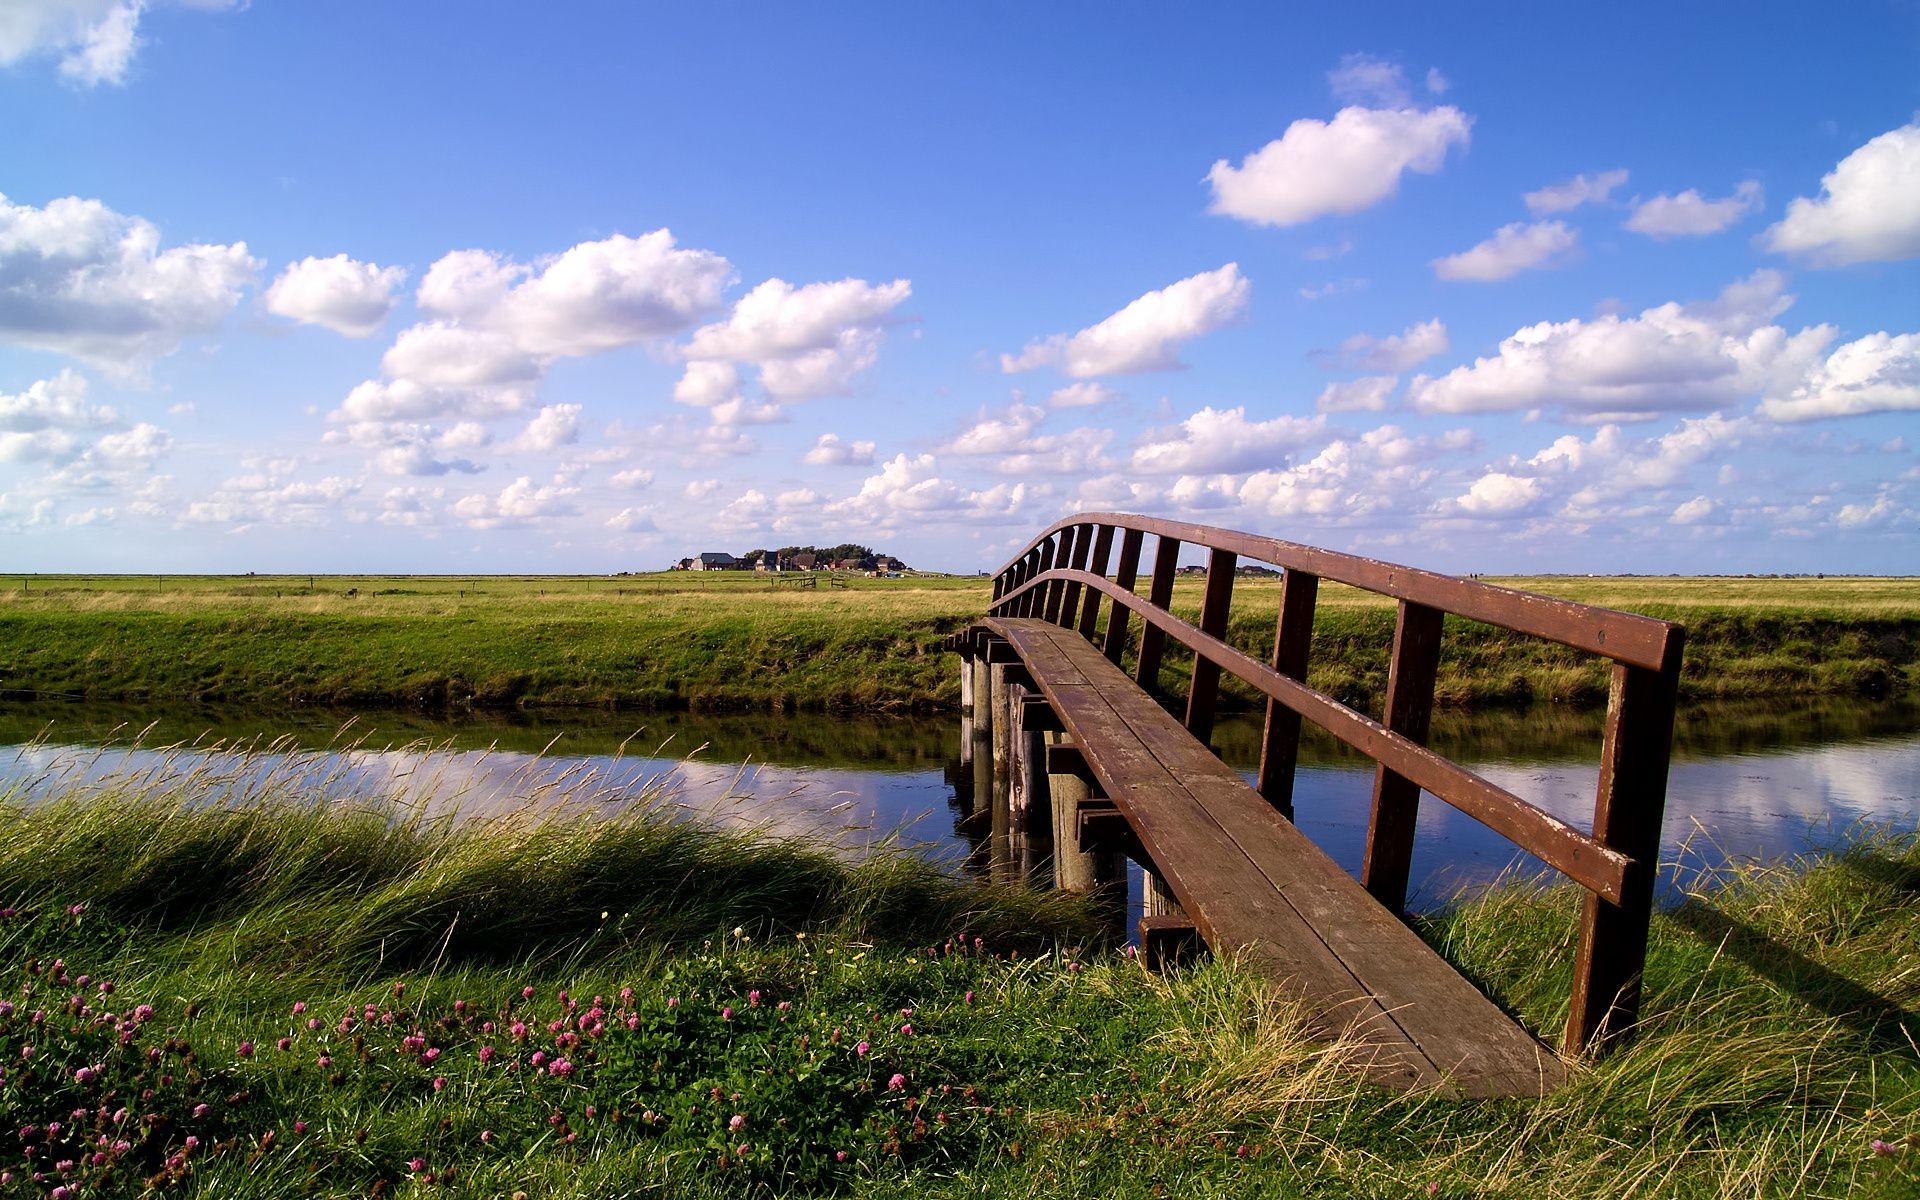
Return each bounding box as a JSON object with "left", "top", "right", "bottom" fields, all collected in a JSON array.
[
  {"left": 729, "top": 1114, "right": 747, "bottom": 1132},
  {"left": 855, "top": 1040, "right": 869, "bottom": 1056},
  {"left": 192, "top": 1104, "right": 209, "bottom": 1119},
  {"left": 409, "top": 1157, "right": 426, "bottom": 1173},
  {"left": 531, "top": 1052, "right": 548, "bottom": 1068},
  {"left": 666, "top": 997, "right": 679, "bottom": 1009},
  {"left": 732, "top": 926, "right": 745, "bottom": 938},
  {"left": 722, "top": 1007, "right": 734, "bottom": 1021},
  {"left": 901, "top": 1024, "right": 914, "bottom": 1036},
  {"left": 964, "top": 991, "right": 976, "bottom": 1004},
  {"left": 276, "top": 1038, "right": 291, "bottom": 1052},
  {"left": 548, "top": 1059, "right": 574, "bottom": 1077},
  {"left": 749, "top": 990, "right": 761, "bottom": 1006},
  {"left": 237, "top": 1040, "right": 255, "bottom": 1058},
  {"left": 479, "top": 1046, "right": 496, "bottom": 1063},
  {"left": 1872, "top": 1139, "right": 1899, "bottom": 1156},
  {"left": 522, "top": 986, "right": 535, "bottom": 1000},
  {"left": 888, "top": 1073, "right": 907, "bottom": 1091},
  {"left": 835, "top": 1150, "right": 848, "bottom": 1162},
  {"left": 66, "top": 903, "right": 86, "bottom": 916},
  {"left": 422, "top": 1047, "right": 441, "bottom": 1065},
  {"left": 480, "top": 1130, "right": 494, "bottom": 1143},
  {"left": 293, "top": 1121, "right": 307, "bottom": 1135},
  {"left": 433, "top": 1076, "right": 448, "bottom": 1092},
  {"left": 292, "top": 1001, "right": 307, "bottom": 1014}
]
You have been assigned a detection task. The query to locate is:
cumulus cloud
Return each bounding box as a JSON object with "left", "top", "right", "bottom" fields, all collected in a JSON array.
[
  {"left": 0, "top": 192, "right": 258, "bottom": 372},
  {"left": 183, "top": 472, "right": 361, "bottom": 526},
  {"left": 1233, "top": 426, "right": 1474, "bottom": 521},
  {"left": 1315, "top": 375, "right": 1398, "bottom": 413},
  {"left": 1453, "top": 472, "right": 1544, "bottom": 516},
  {"left": 0, "top": 0, "right": 244, "bottom": 86},
  {"left": 1523, "top": 169, "right": 1629, "bottom": 215},
  {"left": 511, "top": 403, "right": 581, "bottom": 452},
  {"left": 1407, "top": 271, "right": 1833, "bottom": 418},
  {"left": 1671, "top": 496, "right": 1715, "bottom": 525},
  {"left": 609, "top": 466, "right": 655, "bottom": 489},
  {"left": 1758, "top": 330, "right": 1920, "bottom": 421},
  {"left": 417, "top": 232, "right": 733, "bottom": 356},
  {"left": 825, "top": 453, "right": 1030, "bottom": 526},
  {"left": 1763, "top": 122, "right": 1920, "bottom": 266},
  {"left": 1002, "top": 264, "right": 1248, "bottom": 377},
  {"left": 1431, "top": 220, "right": 1578, "bottom": 282},
  {"left": 941, "top": 402, "right": 1046, "bottom": 456},
  {"left": 451, "top": 475, "right": 580, "bottom": 529},
  {"left": 1130, "top": 406, "right": 1328, "bottom": 474},
  {"left": 605, "top": 506, "right": 657, "bottom": 533},
  {"left": 802, "top": 433, "right": 876, "bottom": 466},
  {"left": 1327, "top": 53, "right": 1410, "bottom": 107},
  {"left": 1625, "top": 180, "right": 1763, "bottom": 239},
  {"left": 1317, "top": 317, "right": 1448, "bottom": 371},
  {"left": 0, "top": 370, "right": 117, "bottom": 431},
  {"left": 266, "top": 254, "right": 407, "bottom": 336},
  {"left": 1207, "top": 106, "right": 1471, "bottom": 227}
]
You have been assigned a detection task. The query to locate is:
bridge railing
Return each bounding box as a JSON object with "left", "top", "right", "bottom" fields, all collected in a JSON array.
[{"left": 987, "top": 512, "right": 1684, "bottom": 1057}]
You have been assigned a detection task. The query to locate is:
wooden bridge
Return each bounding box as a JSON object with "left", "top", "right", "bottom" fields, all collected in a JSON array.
[{"left": 949, "top": 513, "right": 1684, "bottom": 1098}]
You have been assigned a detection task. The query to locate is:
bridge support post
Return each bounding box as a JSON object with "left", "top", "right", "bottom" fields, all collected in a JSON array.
[{"left": 1048, "top": 733, "right": 1098, "bottom": 893}]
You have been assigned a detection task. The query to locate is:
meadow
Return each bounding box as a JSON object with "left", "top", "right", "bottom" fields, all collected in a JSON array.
[
  {"left": 0, "top": 572, "right": 1915, "bottom": 714},
  {"left": 0, "top": 751, "right": 1914, "bottom": 1199}
]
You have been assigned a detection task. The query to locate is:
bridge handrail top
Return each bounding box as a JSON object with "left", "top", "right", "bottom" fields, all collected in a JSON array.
[{"left": 997, "top": 511, "right": 1681, "bottom": 672}]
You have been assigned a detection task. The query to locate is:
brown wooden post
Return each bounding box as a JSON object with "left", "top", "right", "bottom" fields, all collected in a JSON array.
[
  {"left": 1077, "top": 524, "right": 1114, "bottom": 638},
  {"left": 1257, "top": 570, "right": 1318, "bottom": 820},
  {"left": 1028, "top": 543, "right": 1055, "bottom": 618},
  {"left": 1042, "top": 527, "right": 1073, "bottom": 623},
  {"left": 1564, "top": 642, "right": 1683, "bottom": 1056},
  {"left": 1057, "top": 522, "right": 1093, "bottom": 629},
  {"left": 1133, "top": 535, "right": 1182, "bottom": 692},
  {"left": 1184, "top": 548, "right": 1237, "bottom": 746},
  {"left": 1103, "top": 527, "right": 1144, "bottom": 665},
  {"left": 1013, "top": 548, "right": 1039, "bottom": 617},
  {"left": 1360, "top": 601, "right": 1445, "bottom": 913}
]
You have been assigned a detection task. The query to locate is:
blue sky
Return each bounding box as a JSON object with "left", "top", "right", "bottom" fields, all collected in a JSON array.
[{"left": 2, "top": 2, "right": 1917, "bottom": 573}]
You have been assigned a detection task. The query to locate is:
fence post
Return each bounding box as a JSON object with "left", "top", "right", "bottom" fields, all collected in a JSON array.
[
  {"left": 1360, "top": 601, "right": 1444, "bottom": 913},
  {"left": 1257, "top": 570, "right": 1319, "bottom": 820},
  {"left": 1078, "top": 524, "right": 1114, "bottom": 638},
  {"left": 1133, "top": 535, "right": 1182, "bottom": 692},
  {"left": 1184, "top": 547, "right": 1237, "bottom": 746},
  {"left": 1103, "top": 528, "right": 1145, "bottom": 665},
  {"left": 1564, "top": 645, "right": 1682, "bottom": 1056}
]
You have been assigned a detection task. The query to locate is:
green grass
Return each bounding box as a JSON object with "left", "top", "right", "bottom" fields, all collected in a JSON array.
[
  {"left": 1, "top": 573, "right": 1916, "bottom": 714},
  {"left": 1, "top": 753, "right": 1916, "bottom": 1197}
]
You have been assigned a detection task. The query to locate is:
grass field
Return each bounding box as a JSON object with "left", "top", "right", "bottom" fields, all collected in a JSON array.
[
  {"left": 2, "top": 572, "right": 1916, "bottom": 713},
  {"left": 0, "top": 755, "right": 1914, "bottom": 1198}
]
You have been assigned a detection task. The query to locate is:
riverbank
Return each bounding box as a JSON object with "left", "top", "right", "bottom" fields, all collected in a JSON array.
[
  {"left": 1, "top": 573, "right": 1915, "bottom": 713},
  {"left": 1, "top": 779, "right": 1913, "bottom": 1197}
]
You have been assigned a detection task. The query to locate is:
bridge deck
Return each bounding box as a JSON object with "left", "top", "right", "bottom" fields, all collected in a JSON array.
[{"left": 981, "top": 616, "right": 1566, "bottom": 1098}]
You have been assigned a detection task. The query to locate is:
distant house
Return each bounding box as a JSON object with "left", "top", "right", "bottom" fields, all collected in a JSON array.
[
  {"left": 695, "top": 552, "right": 738, "bottom": 571},
  {"left": 791, "top": 552, "right": 818, "bottom": 571},
  {"left": 673, "top": 557, "right": 696, "bottom": 571}
]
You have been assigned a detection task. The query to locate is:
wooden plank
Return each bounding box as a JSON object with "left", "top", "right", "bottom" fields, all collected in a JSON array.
[
  {"left": 985, "top": 620, "right": 1525, "bottom": 1093},
  {"left": 1362, "top": 601, "right": 1445, "bottom": 913},
  {"left": 982, "top": 617, "right": 1564, "bottom": 1096},
  {"left": 1257, "top": 569, "right": 1318, "bottom": 820}
]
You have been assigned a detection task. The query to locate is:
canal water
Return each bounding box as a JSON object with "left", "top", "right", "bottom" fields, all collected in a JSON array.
[{"left": 1, "top": 696, "right": 1916, "bottom": 907}]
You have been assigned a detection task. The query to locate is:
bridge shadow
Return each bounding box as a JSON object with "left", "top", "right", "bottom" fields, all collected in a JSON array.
[{"left": 1669, "top": 885, "right": 1919, "bottom": 1059}]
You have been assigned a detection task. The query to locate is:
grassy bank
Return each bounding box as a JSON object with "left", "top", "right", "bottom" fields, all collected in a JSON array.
[
  {"left": 0, "top": 767, "right": 1914, "bottom": 1197},
  {"left": 1, "top": 573, "right": 1916, "bottom": 714}
]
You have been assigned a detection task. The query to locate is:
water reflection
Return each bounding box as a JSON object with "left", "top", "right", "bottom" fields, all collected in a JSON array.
[{"left": 0, "top": 695, "right": 1916, "bottom": 906}]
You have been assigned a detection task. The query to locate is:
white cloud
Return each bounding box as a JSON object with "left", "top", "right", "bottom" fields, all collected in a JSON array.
[
  {"left": 1235, "top": 426, "right": 1472, "bottom": 521},
  {"left": 1431, "top": 220, "right": 1578, "bottom": 282},
  {"left": 452, "top": 475, "right": 580, "bottom": 529},
  {"left": 1425, "top": 67, "right": 1449, "bottom": 95},
  {"left": 1523, "top": 169, "right": 1629, "bottom": 215},
  {"left": 1318, "top": 317, "right": 1448, "bottom": 371},
  {"left": 1625, "top": 180, "right": 1763, "bottom": 239},
  {"left": 825, "top": 453, "right": 1031, "bottom": 526},
  {"left": 1327, "top": 54, "right": 1409, "bottom": 107},
  {"left": 802, "top": 433, "right": 876, "bottom": 466},
  {"left": 1298, "top": 277, "right": 1369, "bottom": 301},
  {"left": 605, "top": 506, "right": 657, "bottom": 533},
  {"left": 1407, "top": 271, "right": 1832, "bottom": 418},
  {"left": 992, "top": 426, "right": 1114, "bottom": 477},
  {"left": 684, "top": 479, "right": 720, "bottom": 499},
  {"left": 374, "top": 443, "right": 483, "bottom": 478},
  {"left": 1671, "top": 496, "right": 1715, "bottom": 525},
  {"left": 1002, "top": 264, "right": 1248, "bottom": 377},
  {"left": 0, "top": 192, "right": 258, "bottom": 372},
  {"left": 0, "top": 370, "right": 117, "bottom": 431},
  {"left": 266, "top": 254, "right": 407, "bottom": 337},
  {"left": 1315, "top": 375, "right": 1398, "bottom": 413},
  {"left": 416, "top": 231, "right": 733, "bottom": 356},
  {"left": 679, "top": 276, "right": 910, "bottom": 407},
  {"left": 1758, "top": 330, "right": 1920, "bottom": 421},
  {"left": 513, "top": 403, "right": 581, "bottom": 452},
  {"left": 183, "top": 473, "right": 361, "bottom": 526},
  {"left": 1763, "top": 122, "right": 1920, "bottom": 266},
  {"left": 1130, "top": 406, "right": 1328, "bottom": 475},
  {"left": 1047, "top": 381, "right": 1118, "bottom": 409},
  {"left": 942, "top": 402, "right": 1046, "bottom": 456},
  {"left": 1207, "top": 106, "right": 1471, "bottom": 227},
  {"left": 609, "top": 467, "right": 655, "bottom": 490},
  {"left": 0, "top": 0, "right": 243, "bottom": 86},
  {"left": 672, "top": 360, "right": 741, "bottom": 409},
  {"left": 1454, "top": 471, "right": 1544, "bottom": 516}
]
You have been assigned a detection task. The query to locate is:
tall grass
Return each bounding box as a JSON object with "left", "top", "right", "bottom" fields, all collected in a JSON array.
[{"left": 0, "top": 744, "right": 1914, "bottom": 1197}]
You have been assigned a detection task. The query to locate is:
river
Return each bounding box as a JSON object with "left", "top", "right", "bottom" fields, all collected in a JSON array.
[{"left": 1, "top": 696, "right": 1915, "bottom": 907}]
